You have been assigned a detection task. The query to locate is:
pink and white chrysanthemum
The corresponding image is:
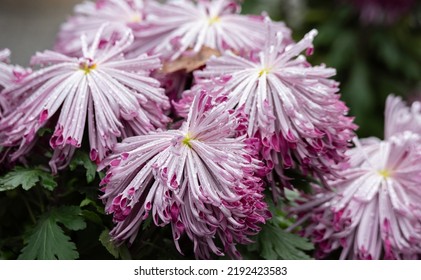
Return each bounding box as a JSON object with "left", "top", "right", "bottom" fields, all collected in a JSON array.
[
  {"left": 384, "top": 94, "right": 421, "bottom": 138},
  {"left": 55, "top": 0, "right": 147, "bottom": 56},
  {"left": 0, "top": 49, "right": 32, "bottom": 116},
  {"left": 136, "top": 0, "right": 290, "bottom": 60},
  {"left": 0, "top": 27, "right": 170, "bottom": 172},
  {"left": 194, "top": 25, "right": 356, "bottom": 186},
  {"left": 290, "top": 95, "right": 421, "bottom": 259},
  {"left": 100, "top": 91, "right": 270, "bottom": 259}
]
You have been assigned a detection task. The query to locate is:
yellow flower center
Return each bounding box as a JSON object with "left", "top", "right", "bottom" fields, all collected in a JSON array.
[
  {"left": 182, "top": 134, "right": 193, "bottom": 148},
  {"left": 208, "top": 16, "right": 221, "bottom": 25},
  {"left": 130, "top": 13, "right": 142, "bottom": 23},
  {"left": 258, "top": 68, "right": 271, "bottom": 77},
  {"left": 378, "top": 169, "right": 391, "bottom": 178},
  {"left": 80, "top": 63, "right": 97, "bottom": 75}
]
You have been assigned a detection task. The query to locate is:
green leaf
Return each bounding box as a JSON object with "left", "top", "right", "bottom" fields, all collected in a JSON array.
[
  {"left": 0, "top": 167, "right": 57, "bottom": 192},
  {"left": 99, "top": 229, "right": 131, "bottom": 260},
  {"left": 81, "top": 210, "right": 103, "bottom": 225},
  {"left": 118, "top": 245, "right": 132, "bottom": 260},
  {"left": 258, "top": 222, "right": 313, "bottom": 260},
  {"left": 39, "top": 173, "right": 57, "bottom": 191},
  {"left": 99, "top": 229, "right": 119, "bottom": 259},
  {"left": 80, "top": 197, "right": 104, "bottom": 213},
  {"left": 18, "top": 218, "right": 78, "bottom": 260},
  {"left": 18, "top": 206, "right": 86, "bottom": 260},
  {"left": 52, "top": 206, "right": 87, "bottom": 231},
  {"left": 69, "top": 151, "right": 97, "bottom": 183}
]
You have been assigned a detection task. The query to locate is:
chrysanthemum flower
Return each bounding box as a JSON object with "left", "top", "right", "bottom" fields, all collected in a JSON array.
[
  {"left": 0, "top": 49, "right": 31, "bottom": 117},
  {"left": 194, "top": 24, "right": 356, "bottom": 186},
  {"left": 136, "top": 0, "right": 291, "bottom": 60},
  {"left": 100, "top": 91, "right": 270, "bottom": 259},
  {"left": 55, "top": 0, "right": 147, "bottom": 56},
  {"left": 290, "top": 95, "right": 421, "bottom": 259},
  {"left": 384, "top": 94, "right": 421, "bottom": 138},
  {"left": 0, "top": 27, "right": 170, "bottom": 172}
]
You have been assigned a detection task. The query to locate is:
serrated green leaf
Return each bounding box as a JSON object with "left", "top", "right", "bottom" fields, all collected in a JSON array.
[
  {"left": 39, "top": 172, "right": 57, "bottom": 191},
  {"left": 0, "top": 168, "right": 39, "bottom": 191},
  {"left": 0, "top": 167, "right": 57, "bottom": 192},
  {"left": 52, "top": 206, "right": 87, "bottom": 231},
  {"left": 18, "top": 206, "right": 86, "bottom": 260},
  {"left": 69, "top": 151, "right": 97, "bottom": 183},
  {"left": 18, "top": 217, "right": 79, "bottom": 260},
  {"left": 258, "top": 223, "right": 313, "bottom": 260}
]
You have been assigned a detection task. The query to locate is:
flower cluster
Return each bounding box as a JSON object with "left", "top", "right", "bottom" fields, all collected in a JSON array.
[
  {"left": 291, "top": 95, "right": 421, "bottom": 259},
  {"left": 0, "top": 0, "right": 371, "bottom": 259}
]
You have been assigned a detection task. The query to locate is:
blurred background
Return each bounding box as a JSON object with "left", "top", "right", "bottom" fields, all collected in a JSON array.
[
  {"left": 0, "top": 0, "right": 81, "bottom": 64},
  {"left": 0, "top": 0, "right": 420, "bottom": 138}
]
